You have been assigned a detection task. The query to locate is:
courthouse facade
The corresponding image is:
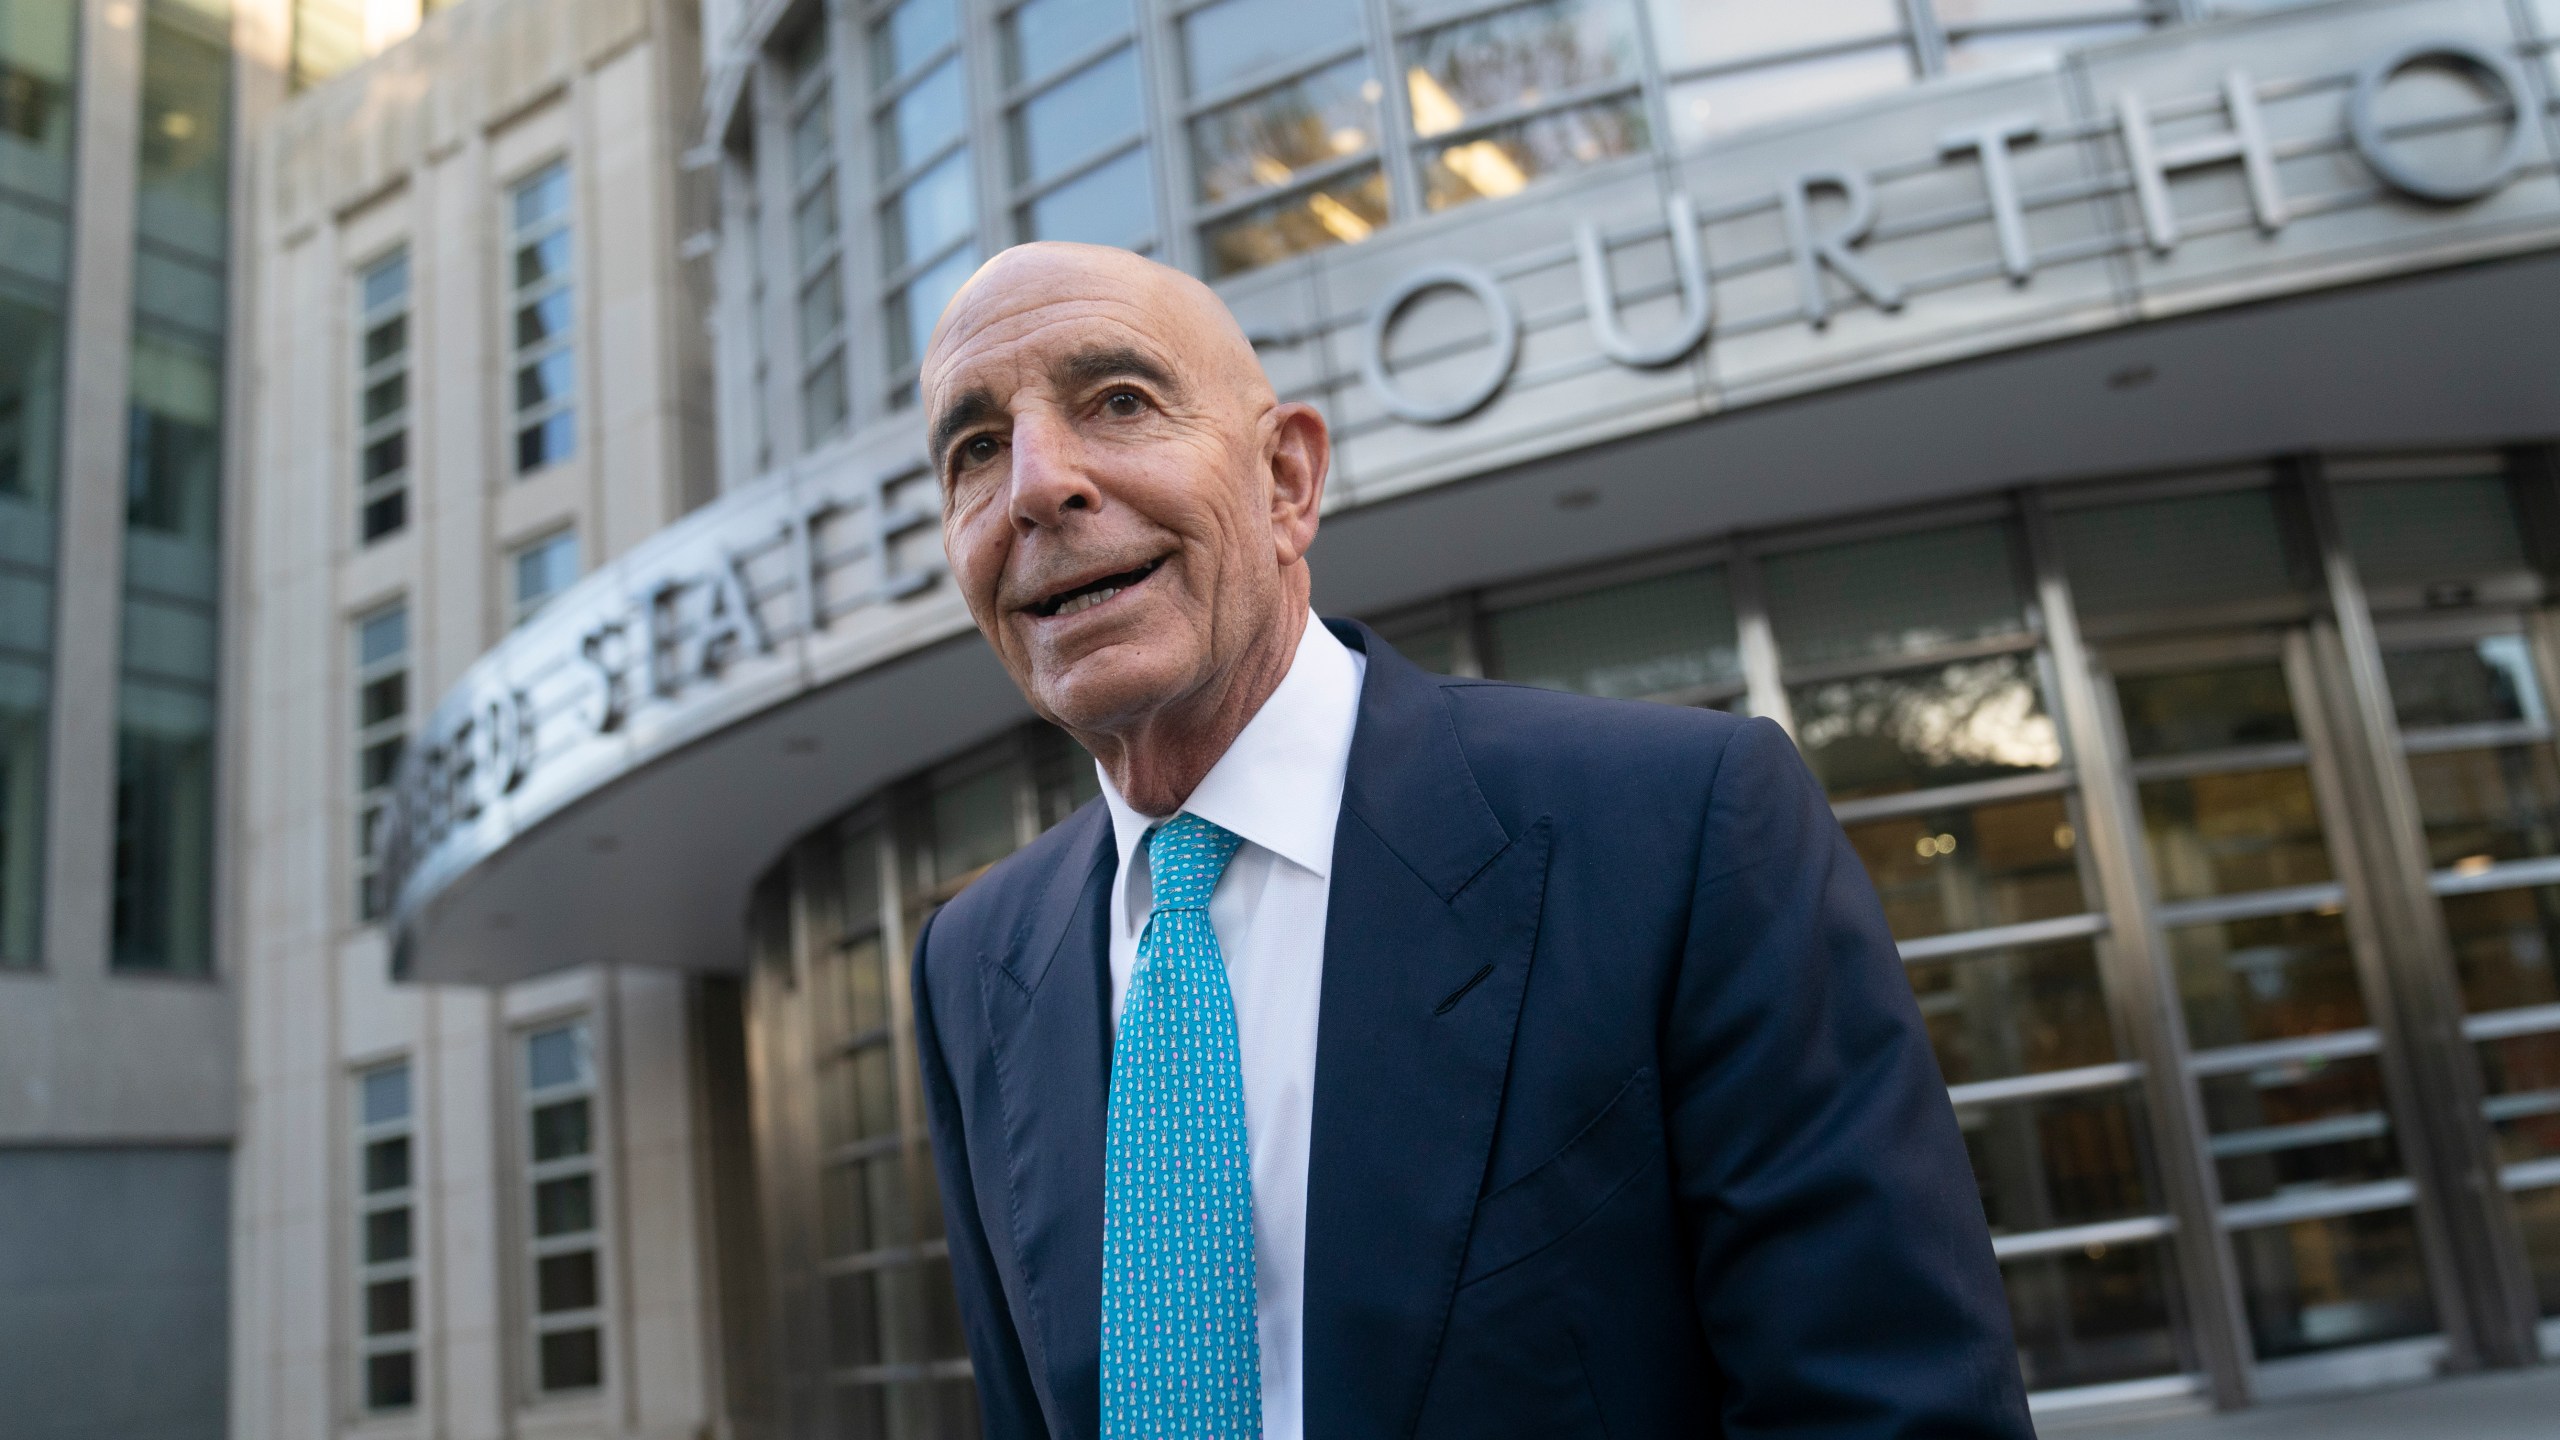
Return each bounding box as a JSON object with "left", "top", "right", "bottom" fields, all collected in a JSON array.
[{"left": 246, "top": 0, "right": 2560, "bottom": 1434}]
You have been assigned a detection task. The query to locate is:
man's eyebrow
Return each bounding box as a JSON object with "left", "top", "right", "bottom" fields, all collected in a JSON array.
[
  {"left": 1052, "top": 345, "right": 1183, "bottom": 402},
  {"left": 928, "top": 387, "right": 999, "bottom": 473}
]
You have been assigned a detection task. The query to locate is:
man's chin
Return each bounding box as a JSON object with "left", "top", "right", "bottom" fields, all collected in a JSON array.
[{"left": 1028, "top": 649, "right": 1188, "bottom": 737}]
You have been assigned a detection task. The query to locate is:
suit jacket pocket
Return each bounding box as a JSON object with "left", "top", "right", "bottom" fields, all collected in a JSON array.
[{"left": 1457, "top": 1066, "right": 1662, "bottom": 1289}]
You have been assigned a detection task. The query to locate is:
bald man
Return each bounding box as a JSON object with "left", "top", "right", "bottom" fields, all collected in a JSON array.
[{"left": 909, "top": 244, "right": 2033, "bottom": 1440}]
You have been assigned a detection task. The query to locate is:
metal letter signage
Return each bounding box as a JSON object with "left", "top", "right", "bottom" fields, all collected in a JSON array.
[
  {"left": 1360, "top": 264, "right": 1521, "bottom": 425},
  {"left": 1940, "top": 114, "right": 2042, "bottom": 285},
  {"left": 1576, "top": 193, "right": 1714, "bottom": 367},
  {"left": 2350, "top": 39, "right": 2531, "bottom": 204},
  {"left": 2118, "top": 70, "right": 2286, "bottom": 253},
  {"left": 1781, "top": 167, "right": 1905, "bottom": 327}
]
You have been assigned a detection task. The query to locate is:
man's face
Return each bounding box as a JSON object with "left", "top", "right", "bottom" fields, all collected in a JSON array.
[{"left": 924, "top": 251, "right": 1317, "bottom": 737}]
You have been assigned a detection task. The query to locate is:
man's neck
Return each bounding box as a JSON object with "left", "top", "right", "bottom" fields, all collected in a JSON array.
[{"left": 1083, "top": 607, "right": 1309, "bottom": 817}]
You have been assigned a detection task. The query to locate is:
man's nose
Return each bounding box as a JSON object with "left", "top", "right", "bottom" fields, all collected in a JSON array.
[{"left": 1008, "top": 408, "right": 1102, "bottom": 533}]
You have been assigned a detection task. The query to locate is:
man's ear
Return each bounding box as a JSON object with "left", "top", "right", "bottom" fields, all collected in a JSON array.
[{"left": 1266, "top": 402, "right": 1329, "bottom": 566}]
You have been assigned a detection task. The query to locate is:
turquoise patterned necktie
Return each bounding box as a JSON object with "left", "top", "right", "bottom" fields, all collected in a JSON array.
[{"left": 1102, "top": 812, "right": 1262, "bottom": 1439}]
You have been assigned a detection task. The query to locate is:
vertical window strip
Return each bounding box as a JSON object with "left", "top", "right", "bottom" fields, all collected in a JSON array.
[
  {"left": 508, "top": 163, "right": 578, "bottom": 475},
  {"left": 789, "top": 32, "right": 853, "bottom": 445},
  {"left": 354, "top": 604, "right": 408, "bottom": 923},
  {"left": 1002, "top": 0, "right": 1156, "bottom": 251},
  {"left": 357, "top": 250, "right": 410, "bottom": 543},
  {"left": 868, "top": 0, "right": 979, "bottom": 397},
  {"left": 356, "top": 1061, "right": 419, "bottom": 1413},
  {"left": 523, "top": 1019, "right": 607, "bottom": 1396},
  {"left": 511, "top": 530, "right": 581, "bottom": 627}
]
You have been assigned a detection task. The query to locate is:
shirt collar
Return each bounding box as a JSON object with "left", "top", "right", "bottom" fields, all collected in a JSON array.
[{"left": 1097, "top": 612, "right": 1367, "bottom": 904}]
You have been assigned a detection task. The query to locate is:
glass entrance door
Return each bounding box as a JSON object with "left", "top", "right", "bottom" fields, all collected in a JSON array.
[{"left": 2097, "top": 633, "right": 2450, "bottom": 1372}]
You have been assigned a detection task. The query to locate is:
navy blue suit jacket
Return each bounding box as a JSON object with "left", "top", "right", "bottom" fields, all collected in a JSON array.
[{"left": 913, "top": 619, "right": 2033, "bottom": 1438}]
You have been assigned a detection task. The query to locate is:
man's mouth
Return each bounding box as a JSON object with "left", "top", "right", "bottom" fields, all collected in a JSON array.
[{"left": 1030, "top": 558, "right": 1164, "bottom": 619}]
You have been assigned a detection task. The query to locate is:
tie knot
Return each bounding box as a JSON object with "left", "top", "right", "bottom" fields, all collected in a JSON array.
[{"left": 1146, "top": 813, "right": 1243, "bottom": 913}]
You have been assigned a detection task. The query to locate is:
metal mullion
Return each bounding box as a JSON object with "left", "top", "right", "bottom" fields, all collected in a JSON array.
[
  {"left": 1388, "top": 0, "right": 1540, "bottom": 38},
  {"left": 753, "top": 47, "right": 818, "bottom": 454},
  {"left": 998, "top": 33, "right": 1133, "bottom": 109},
  {"left": 533, "top": 1307, "right": 604, "bottom": 1334},
  {"left": 1179, "top": 40, "right": 1369, "bottom": 119},
  {"left": 879, "top": 231, "right": 977, "bottom": 293},
  {"left": 1898, "top": 912, "right": 2106, "bottom": 964},
  {"left": 874, "top": 131, "right": 972, "bottom": 199},
  {"left": 2466, "top": 1002, "right": 2560, "bottom": 1042},
  {"left": 1188, "top": 147, "right": 1385, "bottom": 225},
  {"left": 2503, "top": 1157, "right": 2560, "bottom": 1191},
  {"left": 1405, "top": 77, "right": 1644, "bottom": 153},
  {"left": 2220, "top": 1179, "right": 2420, "bottom": 1231},
  {"left": 1136, "top": 0, "right": 1200, "bottom": 270},
  {"left": 2401, "top": 721, "right": 2550, "bottom": 756},
  {"left": 2020, "top": 487, "right": 2255, "bottom": 1409},
  {"left": 1776, "top": 631, "right": 2042, "bottom": 688},
  {"left": 516, "top": 397, "right": 574, "bottom": 429},
  {"left": 2299, "top": 459, "right": 2545, "bottom": 1369},
  {"left": 530, "top": 1231, "right": 597, "bottom": 1257},
  {"left": 2124, "top": 742, "right": 2314, "bottom": 784},
  {"left": 1946, "top": 1059, "right": 2141, "bottom": 1108},
  {"left": 512, "top": 272, "right": 572, "bottom": 309},
  {"left": 2482, "top": 1089, "right": 2560, "bottom": 1123},
  {"left": 1992, "top": 1213, "right": 2177, "bottom": 1261},
  {"left": 1011, "top": 133, "right": 1148, "bottom": 206},
  {"left": 1363, "top": 0, "right": 1425, "bottom": 221},
  {"left": 1655, "top": 30, "right": 1912, "bottom": 86},
  {"left": 2207, "top": 1111, "right": 2392, "bottom": 1159},
  {"left": 1828, "top": 769, "right": 2075, "bottom": 825},
  {"left": 1901, "top": 0, "right": 1945, "bottom": 75},
  {"left": 2155, "top": 883, "right": 2347, "bottom": 930},
  {"left": 869, "top": 41, "right": 966, "bottom": 111},
  {"left": 359, "top": 413, "right": 408, "bottom": 447}
]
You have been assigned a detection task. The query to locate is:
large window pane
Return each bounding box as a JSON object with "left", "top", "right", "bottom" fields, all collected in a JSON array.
[
  {"left": 2230, "top": 1209, "right": 2437, "bottom": 1359},
  {"left": 2507, "top": 1184, "right": 2560, "bottom": 1317},
  {"left": 2475, "top": 1031, "right": 2560, "bottom": 1164},
  {"left": 2138, "top": 766, "right": 2333, "bottom": 902},
  {"left": 1765, "top": 523, "right": 2027, "bottom": 668},
  {"left": 1788, "top": 653, "right": 2060, "bottom": 800},
  {"left": 1182, "top": 0, "right": 1363, "bottom": 97},
  {"left": 2405, "top": 745, "right": 2560, "bottom": 869},
  {"left": 1482, "top": 566, "right": 1737, "bottom": 700},
  {"left": 2115, "top": 662, "right": 2298, "bottom": 758},
  {"left": 1201, "top": 167, "right": 1386, "bottom": 276},
  {"left": 879, "top": 58, "right": 967, "bottom": 178},
  {"left": 1006, "top": 0, "right": 1134, "bottom": 86},
  {"left": 1024, "top": 146, "right": 1157, "bottom": 249},
  {"left": 2002, "top": 1242, "right": 2183, "bottom": 1393},
  {"left": 884, "top": 148, "right": 974, "bottom": 273},
  {"left": 1012, "top": 49, "right": 1143, "bottom": 185},
  {"left": 2334, "top": 474, "right": 2527, "bottom": 591},
  {"left": 887, "top": 243, "right": 977, "bottom": 373},
  {"left": 2055, "top": 488, "right": 2306, "bottom": 626},
  {"left": 1403, "top": 0, "right": 1642, "bottom": 139},
  {"left": 2444, "top": 885, "right": 2560, "bottom": 1015},
  {"left": 2203, "top": 1052, "right": 2402, "bottom": 1203},
  {"left": 872, "top": 0, "right": 958, "bottom": 86},
  {"left": 1958, "top": 1087, "right": 2154, "bottom": 1235},
  {"left": 1910, "top": 938, "right": 2117, "bottom": 1086},
  {"left": 2170, "top": 910, "right": 2368, "bottom": 1048},
  {"left": 1191, "top": 56, "right": 1378, "bottom": 205},
  {"left": 1419, "top": 98, "right": 1647, "bottom": 210},
  {"left": 1846, "top": 793, "right": 2084, "bottom": 941}
]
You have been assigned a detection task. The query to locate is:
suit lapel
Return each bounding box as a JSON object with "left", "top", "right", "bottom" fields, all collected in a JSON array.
[
  {"left": 1305, "top": 621, "right": 1553, "bottom": 1438},
  {"left": 979, "top": 804, "right": 1116, "bottom": 1440}
]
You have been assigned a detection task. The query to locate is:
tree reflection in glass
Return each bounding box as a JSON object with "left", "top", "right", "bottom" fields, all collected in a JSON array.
[
  {"left": 1190, "top": 56, "right": 1378, "bottom": 205},
  {"left": 1789, "top": 652, "right": 2061, "bottom": 800}
]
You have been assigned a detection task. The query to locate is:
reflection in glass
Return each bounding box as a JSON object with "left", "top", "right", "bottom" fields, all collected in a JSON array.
[
  {"left": 820, "top": 1042, "right": 900, "bottom": 1148},
  {"left": 2508, "top": 1184, "right": 2560, "bottom": 1317},
  {"left": 1403, "top": 0, "right": 1642, "bottom": 140},
  {"left": 2443, "top": 885, "right": 2560, "bottom": 1015},
  {"left": 2387, "top": 636, "right": 2544, "bottom": 731},
  {"left": 1789, "top": 653, "right": 2060, "bottom": 800},
  {"left": 2115, "top": 662, "right": 2297, "bottom": 758},
  {"left": 1845, "top": 793, "right": 2084, "bottom": 941},
  {"left": 1024, "top": 146, "right": 1157, "bottom": 249},
  {"left": 1909, "top": 939, "right": 2116, "bottom": 1086},
  {"left": 888, "top": 244, "right": 977, "bottom": 374},
  {"left": 2475, "top": 1031, "right": 2560, "bottom": 1165},
  {"left": 872, "top": 0, "right": 959, "bottom": 87},
  {"left": 1013, "top": 49, "right": 1143, "bottom": 185},
  {"left": 1191, "top": 56, "right": 1378, "bottom": 205},
  {"left": 2229, "top": 1209, "right": 2437, "bottom": 1358},
  {"left": 1666, "top": 46, "right": 1910, "bottom": 147},
  {"left": 1765, "top": 523, "right": 2027, "bottom": 668},
  {"left": 129, "top": 338, "right": 220, "bottom": 532},
  {"left": 2333, "top": 475, "right": 2526, "bottom": 590},
  {"left": 884, "top": 147, "right": 974, "bottom": 271},
  {"left": 2138, "top": 767, "right": 2331, "bottom": 902},
  {"left": 931, "top": 765, "right": 1019, "bottom": 883},
  {"left": 1483, "top": 566, "right": 1737, "bottom": 700},
  {"left": 2405, "top": 745, "right": 2560, "bottom": 870},
  {"left": 1419, "top": 98, "right": 1647, "bottom": 210},
  {"left": 820, "top": 934, "right": 890, "bottom": 1043},
  {"left": 2202, "top": 1052, "right": 2401, "bottom": 1203},
  {"left": 1956, "top": 1087, "right": 2153, "bottom": 1236},
  {"left": 2002, "top": 1242, "right": 2183, "bottom": 1393},
  {"left": 878, "top": 58, "right": 967, "bottom": 178},
  {"left": 2170, "top": 909, "right": 2367, "bottom": 1049},
  {"left": 1181, "top": 0, "right": 1363, "bottom": 97},
  {"left": 1201, "top": 166, "right": 1388, "bottom": 277}
]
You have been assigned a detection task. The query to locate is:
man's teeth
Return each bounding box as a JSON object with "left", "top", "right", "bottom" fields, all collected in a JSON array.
[{"left": 1056, "top": 585, "right": 1120, "bottom": 617}]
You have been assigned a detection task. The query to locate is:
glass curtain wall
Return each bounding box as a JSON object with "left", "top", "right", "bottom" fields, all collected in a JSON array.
[
  {"left": 0, "top": 0, "right": 74, "bottom": 969},
  {"left": 1003, "top": 0, "right": 1158, "bottom": 249},
  {"left": 113, "top": 0, "right": 229, "bottom": 976},
  {"left": 870, "top": 0, "right": 980, "bottom": 395},
  {"left": 786, "top": 22, "right": 853, "bottom": 446}
]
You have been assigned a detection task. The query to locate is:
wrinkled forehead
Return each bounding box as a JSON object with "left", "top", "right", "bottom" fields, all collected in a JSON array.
[{"left": 923, "top": 288, "right": 1185, "bottom": 409}]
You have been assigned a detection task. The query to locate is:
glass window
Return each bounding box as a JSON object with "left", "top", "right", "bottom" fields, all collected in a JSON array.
[
  {"left": 2203, "top": 1052, "right": 2403, "bottom": 1204},
  {"left": 1183, "top": 0, "right": 1381, "bottom": 274},
  {"left": 872, "top": 0, "right": 958, "bottom": 86},
  {"left": 508, "top": 163, "right": 576, "bottom": 473},
  {"left": 2169, "top": 910, "right": 2368, "bottom": 1049},
  {"left": 1957, "top": 1087, "right": 2154, "bottom": 1234},
  {"left": 1481, "top": 566, "right": 1739, "bottom": 701},
  {"left": 2335, "top": 473, "right": 2529, "bottom": 591},
  {"left": 1190, "top": 55, "right": 1381, "bottom": 207},
  {"left": 356, "top": 249, "right": 410, "bottom": 541},
  {"left": 2229, "top": 1209, "right": 2437, "bottom": 1359},
  {"left": 1764, "top": 522, "right": 2029, "bottom": 669},
  {"left": 1911, "top": 938, "right": 2117, "bottom": 1086},
  {"left": 1403, "top": 0, "right": 1648, "bottom": 211},
  {"left": 929, "top": 764, "right": 1019, "bottom": 884},
  {"left": 786, "top": 26, "right": 852, "bottom": 447},
  {"left": 1844, "top": 793, "right": 2083, "bottom": 941},
  {"left": 522, "top": 1019, "right": 604, "bottom": 1395},
  {"left": 886, "top": 243, "right": 978, "bottom": 375},
  {"left": 2001, "top": 1242, "right": 2182, "bottom": 1394},
  {"left": 356, "top": 1060, "right": 417, "bottom": 1412},
  {"left": 1788, "top": 652, "right": 2061, "bottom": 800},
  {"left": 1182, "top": 0, "right": 1363, "bottom": 97},
  {"left": 354, "top": 604, "right": 407, "bottom": 922},
  {"left": 1013, "top": 50, "right": 1143, "bottom": 186},
  {"left": 2445, "top": 885, "right": 2560, "bottom": 1017},
  {"left": 1420, "top": 99, "right": 1648, "bottom": 210},
  {"left": 2115, "top": 662, "right": 2298, "bottom": 759},
  {"left": 873, "top": 0, "right": 978, "bottom": 392},
  {"left": 878, "top": 58, "right": 967, "bottom": 178},
  {"left": 2387, "top": 636, "right": 2546, "bottom": 731},
  {"left": 512, "top": 530, "right": 579, "bottom": 625},
  {"left": 1024, "top": 146, "right": 1159, "bottom": 249},
  {"left": 2055, "top": 488, "right": 2306, "bottom": 626},
  {"left": 1007, "top": 0, "right": 1136, "bottom": 85}
]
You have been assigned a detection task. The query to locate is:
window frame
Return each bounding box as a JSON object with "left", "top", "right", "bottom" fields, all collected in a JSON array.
[
  {"left": 352, "top": 1058, "right": 420, "bottom": 1416},
  {"left": 355, "top": 247, "right": 412, "bottom": 544},
  {"left": 516, "top": 1014, "right": 612, "bottom": 1403},
  {"left": 506, "top": 160, "right": 579, "bottom": 477},
  {"left": 352, "top": 602, "right": 408, "bottom": 925}
]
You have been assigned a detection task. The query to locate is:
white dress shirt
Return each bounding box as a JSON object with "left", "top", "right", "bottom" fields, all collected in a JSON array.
[{"left": 1095, "top": 612, "right": 1365, "bottom": 1440}]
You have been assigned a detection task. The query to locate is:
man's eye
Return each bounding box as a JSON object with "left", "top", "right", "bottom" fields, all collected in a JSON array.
[
  {"left": 1103, "top": 389, "right": 1143, "bottom": 416},
  {"left": 962, "top": 435, "right": 1001, "bottom": 465}
]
